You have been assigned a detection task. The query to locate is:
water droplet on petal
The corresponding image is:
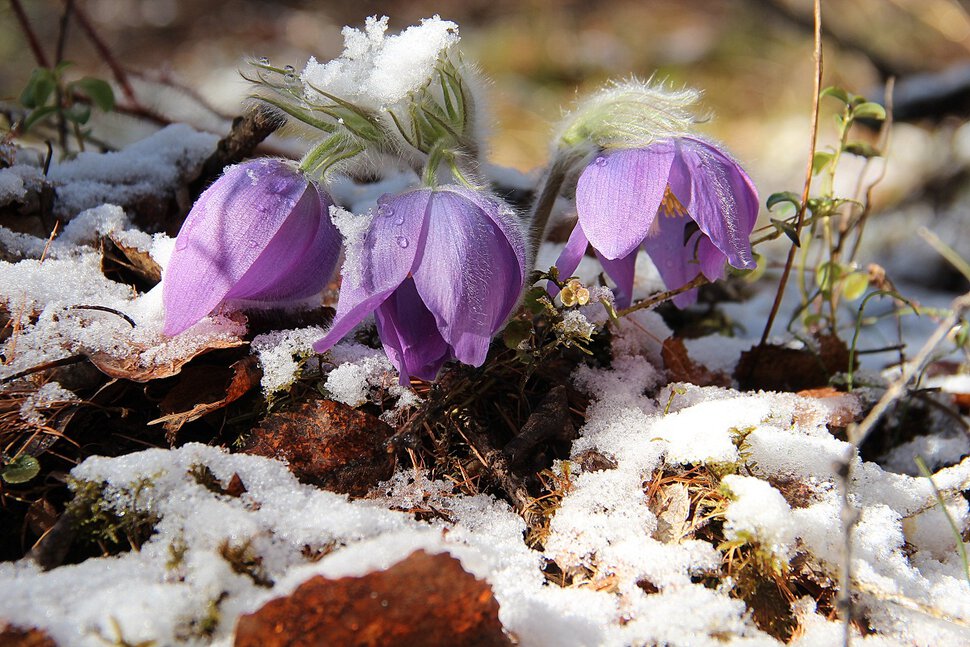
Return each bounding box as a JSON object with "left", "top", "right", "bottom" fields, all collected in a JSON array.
[
  {"left": 393, "top": 214, "right": 404, "bottom": 225},
  {"left": 377, "top": 205, "right": 393, "bottom": 218},
  {"left": 258, "top": 57, "right": 270, "bottom": 65},
  {"left": 284, "top": 73, "right": 296, "bottom": 83},
  {"left": 283, "top": 65, "right": 295, "bottom": 73},
  {"left": 594, "top": 156, "right": 607, "bottom": 167},
  {"left": 395, "top": 236, "right": 409, "bottom": 248},
  {"left": 248, "top": 239, "right": 260, "bottom": 249}
]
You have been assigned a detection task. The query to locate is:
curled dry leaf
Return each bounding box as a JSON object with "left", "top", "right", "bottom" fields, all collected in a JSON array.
[
  {"left": 150, "top": 356, "right": 262, "bottom": 439},
  {"left": 100, "top": 232, "right": 163, "bottom": 289},
  {"left": 87, "top": 336, "right": 245, "bottom": 382}
]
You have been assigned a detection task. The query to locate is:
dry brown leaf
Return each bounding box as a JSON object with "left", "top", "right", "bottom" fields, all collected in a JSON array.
[
  {"left": 150, "top": 356, "right": 261, "bottom": 438},
  {"left": 87, "top": 337, "right": 244, "bottom": 382},
  {"left": 661, "top": 337, "right": 731, "bottom": 387}
]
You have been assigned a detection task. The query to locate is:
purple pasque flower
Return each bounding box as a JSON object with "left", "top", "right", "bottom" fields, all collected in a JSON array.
[
  {"left": 163, "top": 158, "right": 340, "bottom": 335},
  {"left": 313, "top": 185, "right": 527, "bottom": 384},
  {"left": 554, "top": 137, "right": 758, "bottom": 309}
]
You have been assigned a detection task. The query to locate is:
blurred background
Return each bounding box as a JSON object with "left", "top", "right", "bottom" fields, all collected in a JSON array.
[{"left": 3, "top": 0, "right": 970, "bottom": 290}]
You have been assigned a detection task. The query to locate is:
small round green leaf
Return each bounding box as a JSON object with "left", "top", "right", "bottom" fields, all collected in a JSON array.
[
  {"left": 2, "top": 455, "right": 40, "bottom": 484},
  {"left": 842, "top": 272, "right": 869, "bottom": 301},
  {"left": 820, "top": 86, "right": 850, "bottom": 104},
  {"left": 72, "top": 77, "right": 116, "bottom": 112},
  {"left": 766, "top": 191, "right": 801, "bottom": 212},
  {"left": 812, "top": 151, "right": 834, "bottom": 176},
  {"left": 852, "top": 102, "right": 886, "bottom": 121}
]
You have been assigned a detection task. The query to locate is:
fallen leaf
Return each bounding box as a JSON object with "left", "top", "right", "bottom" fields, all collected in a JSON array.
[
  {"left": 661, "top": 337, "right": 731, "bottom": 387},
  {"left": 88, "top": 337, "right": 245, "bottom": 382},
  {"left": 151, "top": 356, "right": 261, "bottom": 439},
  {"left": 234, "top": 550, "right": 510, "bottom": 647}
]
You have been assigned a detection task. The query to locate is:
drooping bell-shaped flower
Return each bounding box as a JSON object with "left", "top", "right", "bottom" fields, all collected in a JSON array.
[
  {"left": 314, "top": 185, "right": 527, "bottom": 384},
  {"left": 163, "top": 158, "right": 340, "bottom": 335},
  {"left": 555, "top": 136, "right": 758, "bottom": 309}
]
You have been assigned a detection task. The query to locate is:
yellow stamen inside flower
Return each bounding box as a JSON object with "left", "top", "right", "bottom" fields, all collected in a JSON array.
[
  {"left": 647, "top": 185, "right": 689, "bottom": 238},
  {"left": 661, "top": 185, "right": 688, "bottom": 218}
]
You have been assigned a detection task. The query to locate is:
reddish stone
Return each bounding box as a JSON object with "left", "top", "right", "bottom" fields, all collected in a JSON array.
[
  {"left": 241, "top": 399, "right": 395, "bottom": 497},
  {"left": 234, "top": 550, "right": 511, "bottom": 647},
  {"left": 0, "top": 625, "right": 57, "bottom": 647}
]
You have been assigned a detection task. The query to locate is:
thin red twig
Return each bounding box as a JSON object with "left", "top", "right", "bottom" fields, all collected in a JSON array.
[
  {"left": 10, "top": 0, "right": 50, "bottom": 68},
  {"left": 759, "top": 0, "right": 824, "bottom": 346}
]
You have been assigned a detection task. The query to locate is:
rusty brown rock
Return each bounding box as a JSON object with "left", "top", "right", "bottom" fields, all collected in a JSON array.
[
  {"left": 0, "top": 625, "right": 57, "bottom": 647},
  {"left": 240, "top": 399, "right": 395, "bottom": 497},
  {"left": 234, "top": 550, "right": 510, "bottom": 647}
]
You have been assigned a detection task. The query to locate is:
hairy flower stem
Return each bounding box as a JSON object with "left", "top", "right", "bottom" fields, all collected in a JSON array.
[
  {"left": 528, "top": 151, "right": 584, "bottom": 258},
  {"left": 616, "top": 273, "right": 708, "bottom": 318}
]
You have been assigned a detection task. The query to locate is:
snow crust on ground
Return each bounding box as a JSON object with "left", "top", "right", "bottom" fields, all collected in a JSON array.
[{"left": 3, "top": 300, "right": 970, "bottom": 644}]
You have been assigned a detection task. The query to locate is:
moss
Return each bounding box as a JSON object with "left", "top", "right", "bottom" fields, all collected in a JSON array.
[
  {"left": 66, "top": 477, "right": 159, "bottom": 554},
  {"left": 218, "top": 537, "right": 273, "bottom": 588}
]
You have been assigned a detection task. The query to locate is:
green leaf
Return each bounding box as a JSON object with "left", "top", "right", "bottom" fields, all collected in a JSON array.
[
  {"left": 820, "top": 86, "right": 850, "bottom": 104},
  {"left": 502, "top": 319, "right": 533, "bottom": 350},
  {"left": 766, "top": 191, "right": 801, "bottom": 212},
  {"left": 22, "top": 105, "right": 59, "bottom": 131},
  {"left": 852, "top": 102, "right": 886, "bottom": 121},
  {"left": 19, "top": 68, "right": 56, "bottom": 109},
  {"left": 523, "top": 286, "right": 551, "bottom": 315},
  {"left": 2, "top": 455, "right": 40, "bottom": 485},
  {"left": 72, "top": 77, "right": 115, "bottom": 112},
  {"left": 816, "top": 261, "right": 843, "bottom": 295},
  {"left": 843, "top": 141, "right": 881, "bottom": 158},
  {"left": 812, "top": 151, "right": 834, "bottom": 175},
  {"left": 64, "top": 104, "right": 91, "bottom": 125},
  {"left": 842, "top": 272, "right": 869, "bottom": 301},
  {"left": 740, "top": 252, "right": 767, "bottom": 283},
  {"left": 770, "top": 218, "right": 801, "bottom": 247}
]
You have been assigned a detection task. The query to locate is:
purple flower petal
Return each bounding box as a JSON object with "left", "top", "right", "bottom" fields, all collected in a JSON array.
[
  {"left": 595, "top": 248, "right": 638, "bottom": 310},
  {"left": 674, "top": 138, "right": 758, "bottom": 270},
  {"left": 374, "top": 277, "right": 451, "bottom": 384},
  {"left": 228, "top": 184, "right": 340, "bottom": 301},
  {"left": 164, "top": 159, "right": 316, "bottom": 336},
  {"left": 312, "top": 189, "right": 431, "bottom": 354},
  {"left": 640, "top": 206, "right": 703, "bottom": 308},
  {"left": 550, "top": 222, "right": 590, "bottom": 298},
  {"left": 576, "top": 145, "right": 675, "bottom": 260},
  {"left": 411, "top": 187, "right": 525, "bottom": 367}
]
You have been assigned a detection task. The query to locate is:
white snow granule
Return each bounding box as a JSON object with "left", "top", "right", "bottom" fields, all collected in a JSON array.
[
  {"left": 721, "top": 475, "right": 796, "bottom": 562},
  {"left": 251, "top": 326, "right": 328, "bottom": 396},
  {"left": 323, "top": 340, "right": 420, "bottom": 413},
  {"left": 329, "top": 203, "right": 372, "bottom": 290},
  {"left": 18, "top": 381, "right": 78, "bottom": 425},
  {"left": 301, "top": 16, "right": 459, "bottom": 111}
]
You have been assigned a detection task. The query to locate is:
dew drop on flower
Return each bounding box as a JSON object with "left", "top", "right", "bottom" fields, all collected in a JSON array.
[
  {"left": 395, "top": 236, "right": 409, "bottom": 248},
  {"left": 393, "top": 214, "right": 404, "bottom": 225},
  {"left": 377, "top": 204, "right": 393, "bottom": 218},
  {"left": 284, "top": 73, "right": 297, "bottom": 83},
  {"left": 595, "top": 156, "right": 607, "bottom": 167},
  {"left": 283, "top": 65, "right": 295, "bottom": 73},
  {"left": 175, "top": 217, "right": 195, "bottom": 251},
  {"left": 258, "top": 57, "right": 270, "bottom": 65}
]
